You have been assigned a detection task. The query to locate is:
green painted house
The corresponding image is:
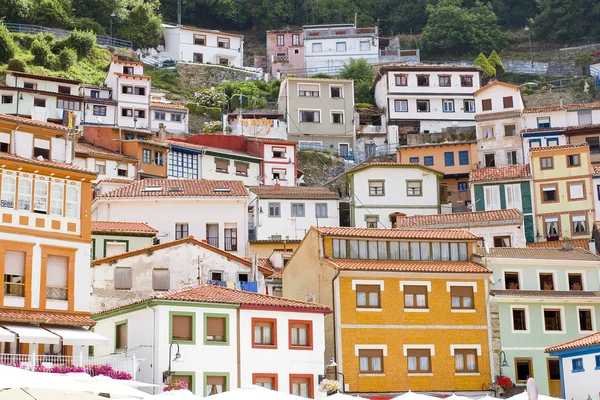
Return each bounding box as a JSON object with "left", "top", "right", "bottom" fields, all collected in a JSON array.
[
  {"left": 470, "top": 164, "right": 535, "bottom": 243},
  {"left": 91, "top": 221, "right": 157, "bottom": 260}
]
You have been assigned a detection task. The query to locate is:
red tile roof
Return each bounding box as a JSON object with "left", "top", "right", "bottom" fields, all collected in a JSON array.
[
  {"left": 521, "top": 127, "right": 566, "bottom": 134},
  {"left": 150, "top": 102, "right": 189, "bottom": 111},
  {"left": 546, "top": 332, "right": 600, "bottom": 353},
  {"left": 526, "top": 239, "right": 591, "bottom": 250},
  {"left": 5, "top": 70, "right": 81, "bottom": 84},
  {"left": 529, "top": 143, "right": 589, "bottom": 153},
  {"left": 595, "top": 165, "right": 600, "bottom": 175},
  {"left": 469, "top": 164, "right": 531, "bottom": 183},
  {"left": 91, "top": 221, "right": 157, "bottom": 234},
  {"left": 95, "top": 284, "right": 331, "bottom": 315},
  {"left": 75, "top": 141, "right": 137, "bottom": 161},
  {"left": 347, "top": 162, "right": 443, "bottom": 176},
  {"left": 0, "top": 152, "right": 96, "bottom": 175},
  {"left": 523, "top": 102, "right": 600, "bottom": 114},
  {"left": 0, "top": 114, "right": 75, "bottom": 131},
  {"left": 480, "top": 247, "right": 600, "bottom": 261},
  {"left": 315, "top": 226, "right": 482, "bottom": 240},
  {"left": 112, "top": 59, "right": 144, "bottom": 67},
  {"left": 395, "top": 209, "right": 523, "bottom": 228},
  {"left": 0, "top": 309, "right": 95, "bottom": 327},
  {"left": 96, "top": 177, "right": 136, "bottom": 185},
  {"left": 249, "top": 186, "right": 338, "bottom": 199},
  {"left": 95, "top": 179, "right": 248, "bottom": 198},
  {"left": 246, "top": 137, "right": 298, "bottom": 146},
  {"left": 323, "top": 259, "right": 491, "bottom": 273},
  {"left": 114, "top": 73, "right": 151, "bottom": 80},
  {"left": 475, "top": 110, "right": 522, "bottom": 120}
]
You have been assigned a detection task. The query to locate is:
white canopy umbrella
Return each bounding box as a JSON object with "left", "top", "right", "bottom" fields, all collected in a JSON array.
[
  {"left": 199, "top": 385, "right": 307, "bottom": 400},
  {"left": 391, "top": 391, "right": 440, "bottom": 400},
  {"left": 327, "top": 393, "right": 369, "bottom": 400},
  {"left": 506, "top": 391, "right": 564, "bottom": 400}
]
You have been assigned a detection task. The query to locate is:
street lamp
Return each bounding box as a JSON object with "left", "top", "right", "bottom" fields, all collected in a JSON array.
[
  {"left": 524, "top": 26, "right": 533, "bottom": 68},
  {"left": 110, "top": 12, "right": 116, "bottom": 38},
  {"left": 499, "top": 350, "right": 510, "bottom": 377},
  {"left": 162, "top": 341, "right": 183, "bottom": 381}
]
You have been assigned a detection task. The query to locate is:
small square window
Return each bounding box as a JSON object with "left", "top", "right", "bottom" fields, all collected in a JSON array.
[
  {"left": 503, "top": 96, "right": 514, "bottom": 108},
  {"left": 359, "top": 349, "right": 384, "bottom": 373},
  {"left": 407, "top": 349, "right": 431, "bottom": 373},
  {"left": 252, "top": 318, "right": 276, "bottom": 347},
  {"left": 572, "top": 358, "right": 584, "bottom": 373},
  {"left": 330, "top": 86, "right": 342, "bottom": 98},
  {"left": 579, "top": 309, "right": 593, "bottom": 331},
  {"left": 395, "top": 100, "right": 408, "bottom": 112},
  {"left": 424, "top": 156, "right": 434, "bottom": 166},
  {"left": 417, "top": 75, "right": 429, "bottom": 87},
  {"left": 568, "top": 154, "right": 581, "bottom": 166},
  {"left": 206, "top": 316, "right": 227, "bottom": 343},
  {"left": 395, "top": 75, "right": 407, "bottom": 86},
  {"left": 458, "top": 182, "right": 468, "bottom": 192},
  {"left": 507, "top": 151, "right": 518, "bottom": 165},
  {"left": 505, "top": 272, "right": 520, "bottom": 289},
  {"left": 336, "top": 42, "right": 347, "bottom": 52},
  {"left": 416, "top": 100, "right": 430, "bottom": 112},
  {"left": 512, "top": 308, "right": 527, "bottom": 330},
  {"left": 439, "top": 75, "right": 451, "bottom": 87},
  {"left": 515, "top": 359, "right": 533, "bottom": 382},
  {"left": 291, "top": 203, "right": 305, "bottom": 217},
  {"left": 569, "top": 273, "right": 583, "bottom": 290},
  {"left": 541, "top": 157, "right": 553, "bottom": 169},
  {"left": 356, "top": 285, "right": 380, "bottom": 308},
  {"left": 542, "top": 185, "right": 557, "bottom": 202},
  {"left": 455, "top": 349, "right": 478, "bottom": 372},
  {"left": 407, "top": 181, "right": 422, "bottom": 196},
  {"left": 289, "top": 320, "right": 312, "bottom": 348},
  {"left": 409, "top": 157, "right": 419, "bottom": 163},
  {"left": 537, "top": 117, "right": 551, "bottom": 128},
  {"left": 505, "top": 124, "right": 516, "bottom": 137},
  {"left": 268, "top": 202, "right": 281, "bottom": 217},
  {"left": 494, "top": 236, "right": 511, "bottom": 247},
  {"left": 404, "top": 285, "right": 428, "bottom": 309},
  {"left": 444, "top": 152, "right": 455, "bottom": 166},
  {"left": 544, "top": 309, "right": 562, "bottom": 331},
  {"left": 481, "top": 99, "right": 492, "bottom": 111},
  {"left": 369, "top": 181, "right": 384, "bottom": 196},
  {"left": 451, "top": 286, "right": 474, "bottom": 309},
  {"left": 171, "top": 313, "right": 194, "bottom": 342}
]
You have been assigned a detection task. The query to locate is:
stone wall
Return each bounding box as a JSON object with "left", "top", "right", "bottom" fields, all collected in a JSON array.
[
  {"left": 177, "top": 63, "right": 258, "bottom": 91},
  {"left": 406, "top": 126, "right": 476, "bottom": 145}
]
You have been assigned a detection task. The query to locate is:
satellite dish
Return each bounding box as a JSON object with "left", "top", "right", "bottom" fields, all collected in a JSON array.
[{"left": 526, "top": 377, "right": 538, "bottom": 400}]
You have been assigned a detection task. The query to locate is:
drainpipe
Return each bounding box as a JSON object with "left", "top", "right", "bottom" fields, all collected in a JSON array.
[
  {"left": 146, "top": 303, "right": 156, "bottom": 391},
  {"left": 236, "top": 307, "right": 241, "bottom": 388},
  {"left": 15, "top": 90, "right": 21, "bottom": 116},
  {"left": 11, "top": 121, "right": 21, "bottom": 155}
]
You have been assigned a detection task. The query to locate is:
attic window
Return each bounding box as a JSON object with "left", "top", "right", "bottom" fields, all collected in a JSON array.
[
  {"left": 213, "top": 187, "right": 231, "bottom": 193},
  {"left": 143, "top": 186, "right": 163, "bottom": 192},
  {"left": 168, "top": 186, "right": 183, "bottom": 192}
]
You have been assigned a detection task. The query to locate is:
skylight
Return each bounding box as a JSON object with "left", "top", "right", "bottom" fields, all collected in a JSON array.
[
  {"left": 168, "top": 186, "right": 183, "bottom": 192},
  {"left": 213, "top": 187, "right": 231, "bottom": 192},
  {"left": 143, "top": 185, "right": 163, "bottom": 192}
]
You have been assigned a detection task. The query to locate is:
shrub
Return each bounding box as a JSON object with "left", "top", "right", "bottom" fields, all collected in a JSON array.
[
  {"left": 63, "top": 30, "right": 96, "bottom": 59},
  {"left": 203, "top": 121, "right": 223, "bottom": 133},
  {"left": 195, "top": 89, "right": 227, "bottom": 108},
  {"left": 488, "top": 50, "right": 505, "bottom": 73},
  {"left": 11, "top": 32, "right": 37, "bottom": 49},
  {"left": 45, "top": 53, "right": 62, "bottom": 70},
  {"left": 7, "top": 58, "right": 27, "bottom": 72},
  {"left": 58, "top": 47, "right": 77, "bottom": 71},
  {"left": 0, "top": 25, "right": 16, "bottom": 64},
  {"left": 473, "top": 52, "right": 496, "bottom": 78},
  {"left": 30, "top": 36, "right": 52, "bottom": 66}
]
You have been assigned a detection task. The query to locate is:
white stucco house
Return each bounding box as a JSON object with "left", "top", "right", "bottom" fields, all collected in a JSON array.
[
  {"left": 249, "top": 185, "right": 340, "bottom": 241},
  {"left": 150, "top": 102, "right": 189, "bottom": 134},
  {"left": 346, "top": 162, "right": 445, "bottom": 228},
  {"left": 92, "top": 285, "right": 331, "bottom": 397},
  {"left": 91, "top": 179, "right": 249, "bottom": 257},
  {"left": 80, "top": 84, "right": 117, "bottom": 127},
  {"left": 91, "top": 236, "right": 273, "bottom": 312},
  {"left": 74, "top": 141, "right": 138, "bottom": 181},
  {"left": 159, "top": 24, "right": 244, "bottom": 68},
  {"left": 395, "top": 209, "right": 527, "bottom": 249}
]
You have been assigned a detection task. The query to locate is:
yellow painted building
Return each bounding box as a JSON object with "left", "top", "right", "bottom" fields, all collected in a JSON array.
[
  {"left": 283, "top": 226, "right": 493, "bottom": 395},
  {"left": 530, "top": 143, "right": 595, "bottom": 241}
]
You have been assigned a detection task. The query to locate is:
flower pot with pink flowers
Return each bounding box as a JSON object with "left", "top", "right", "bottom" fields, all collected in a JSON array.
[{"left": 571, "top": 282, "right": 583, "bottom": 291}]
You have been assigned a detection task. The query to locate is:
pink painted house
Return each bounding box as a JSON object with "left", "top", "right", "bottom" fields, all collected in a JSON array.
[{"left": 266, "top": 27, "right": 305, "bottom": 76}]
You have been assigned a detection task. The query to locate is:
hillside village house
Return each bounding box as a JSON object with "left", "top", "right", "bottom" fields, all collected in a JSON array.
[
  {"left": 530, "top": 143, "right": 595, "bottom": 241},
  {"left": 91, "top": 221, "right": 157, "bottom": 260},
  {"left": 159, "top": 24, "right": 244, "bottom": 68},
  {"left": 150, "top": 102, "right": 189, "bottom": 134},
  {"left": 225, "top": 112, "right": 288, "bottom": 140},
  {"left": 278, "top": 77, "right": 355, "bottom": 155},
  {"left": 248, "top": 185, "right": 339, "bottom": 241},
  {"left": 373, "top": 64, "right": 482, "bottom": 136},
  {"left": 92, "top": 285, "right": 330, "bottom": 397},
  {"left": 0, "top": 115, "right": 111, "bottom": 363},
  {"left": 396, "top": 209, "right": 526, "bottom": 249},
  {"left": 397, "top": 141, "right": 477, "bottom": 212},
  {"left": 265, "top": 27, "right": 305, "bottom": 76},
  {"left": 475, "top": 247, "right": 600, "bottom": 398},
  {"left": 346, "top": 162, "right": 446, "bottom": 228},
  {"left": 73, "top": 141, "right": 138, "bottom": 181},
  {"left": 469, "top": 164, "right": 536, "bottom": 243},
  {"left": 0, "top": 71, "right": 83, "bottom": 126},
  {"left": 248, "top": 239, "right": 301, "bottom": 259},
  {"left": 91, "top": 237, "right": 272, "bottom": 312},
  {"left": 80, "top": 84, "right": 116, "bottom": 127},
  {"left": 283, "top": 227, "right": 492, "bottom": 395},
  {"left": 92, "top": 179, "right": 249, "bottom": 256}
]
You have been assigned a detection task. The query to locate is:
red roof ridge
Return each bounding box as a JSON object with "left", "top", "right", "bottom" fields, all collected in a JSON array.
[
  {"left": 91, "top": 221, "right": 158, "bottom": 234},
  {"left": 395, "top": 209, "right": 523, "bottom": 228},
  {"left": 529, "top": 143, "right": 589, "bottom": 152},
  {"left": 314, "top": 226, "right": 482, "bottom": 240},
  {"left": 323, "top": 259, "right": 491, "bottom": 273},
  {"left": 95, "top": 179, "right": 248, "bottom": 198},
  {"left": 0, "top": 114, "right": 77, "bottom": 131},
  {"left": 469, "top": 164, "right": 531, "bottom": 183},
  {"left": 546, "top": 331, "right": 600, "bottom": 353}
]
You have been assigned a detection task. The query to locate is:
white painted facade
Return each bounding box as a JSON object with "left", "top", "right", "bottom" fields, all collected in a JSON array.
[
  {"left": 72, "top": 156, "right": 137, "bottom": 181},
  {"left": 374, "top": 66, "right": 482, "bottom": 133},
  {"left": 160, "top": 24, "right": 244, "bottom": 68},
  {"left": 250, "top": 191, "right": 339, "bottom": 241},
  {"left": 469, "top": 224, "right": 526, "bottom": 249},
  {"left": 521, "top": 133, "right": 568, "bottom": 164},
  {"left": 92, "top": 197, "right": 248, "bottom": 257},
  {"left": 227, "top": 115, "right": 288, "bottom": 140},
  {"left": 91, "top": 240, "right": 264, "bottom": 312},
  {"left": 303, "top": 24, "right": 379, "bottom": 71},
  {"left": 261, "top": 142, "right": 297, "bottom": 186},
  {"left": 556, "top": 350, "right": 600, "bottom": 400},
  {"left": 93, "top": 302, "right": 326, "bottom": 397},
  {"left": 104, "top": 61, "right": 151, "bottom": 130},
  {"left": 150, "top": 104, "right": 189, "bottom": 134},
  {"left": 81, "top": 86, "right": 117, "bottom": 127},
  {"left": 3, "top": 124, "right": 73, "bottom": 163},
  {"left": 349, "top": 165, "right": 442, "bottom": 228}
]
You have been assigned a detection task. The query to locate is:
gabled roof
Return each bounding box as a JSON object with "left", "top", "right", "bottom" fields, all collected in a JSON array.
[
  {"left": 529, "top": 143, "right": 589, "bottom": 153},
  {"left": 91, "top": 221, "right": 158, "bottom": 235},
  {"left": 323, "top": 259, "right": 491, "bottom": 273},
  {"left": 75, "top": 141, "right": 137, "bottom": 161},
  {"left": 0, "top": 309, "right": 94, "bottom": 327},
  {"left": 395, "top": 209, "right": 523, "bottom": 229},
  {"left": 527, "top": 239, "right": 590, "bottom": 250},
  {"left": 5, "top": 70, "right": 81, "bottom": 84},
  {"left": 249, "top": 185, "right": 338, "bottom": 199},
  {"left": 95, "top": 177, "right": 136, "bottom": 185},
  {"left": 473, "top": 80, "right": 521, "bottom": 96},
  {"left": 315, "top": 226, "right": 482, "bottom": 241},
  {"left": 546, "top": 332, "right": 600, "bottom": 353},
  {"left": 95, "top": 179, "right": 248, "bottom": 198},
  {"left": 469, "top": 164, "right": 531, "bottom": 183},
  {"left": 0, "top": 152, "right": 96, "bottom": 175},
  {"left": 0, "top": 114, "right": 76, "bottom": 132},
  {"left": 94, "top": 284, "right": 331, "bottom": 317},
  {"left": 479, "top": 247, "right": 600, "bottom": 261},
  {"left": 346, "top": 162, "right": 443, "bottom": 176},
  {"left": 523, "top": 102, "right": 600, "bottom": 114}
]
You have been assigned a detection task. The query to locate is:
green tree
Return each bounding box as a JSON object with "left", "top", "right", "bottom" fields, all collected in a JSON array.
[
  {"left": 488, "top": 50, "right": 505, "bottom": 73},
  {"left": 29, "top": 0, "right": 72, "bottom": 29},
  {"left": 63, "top": 29, "right": 96, "bottom": 59},
  {"left": 30, "top": 36, "right": 52, "bottom": 66},
  {"left": 533, "top": 0, "right": 600, "bottom": 42},
  {"left": 115, "top": 0, "right": 162, "bottom": 48},
  {"left": 0, "top": 25, "right": 16, "bottom": 64},
  {"left": 0, "top": 0, "right": 30, "bottom": 23},
  {"left": 58, "top": 47, "right": 77, "bottom": 71},
  {"left": 474, "top": 52, "right": 496, "bottom": 77},
  {"left": 339, "top": 58, "right": 374, "bottom": 104}
]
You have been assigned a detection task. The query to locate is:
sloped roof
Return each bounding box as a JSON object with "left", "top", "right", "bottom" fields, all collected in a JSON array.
[
  {"left": 529, "top": 143, "right": 589, "bottom": 153},
  {"left": 249, "top": 186, "right": 338, "bottom": 199},
  {"left": 481, "top": 247, "right": 600, "bottom": 261},
  {"left": 469, "top": 164, "right": 531, "bottom": 183},
  {"left": 75, "top": 141, "right": 137, "bottom": 161},
  {"left": 5, "top": 70, "right": 81, "bottom": 84},
  {"left": 473, "top": 80, "right": 521, "bottom": 96},
  {"left": 95, "top": 179, "right": 248, "bottom": 198},
  {"left": 150, "top": 102, "right": 188, "bottom": 111},
  {"left": 526, "top": 239, "right": 590, "bottom": 250},
  {"left": 346, "top": 162, "right": 443, "bottom": 176},
  {"left": 323, "top": 259, "right": 491, "bottom": 273},
  {"left": 0, "top": 309, "right": 94, "bottom": 327},
  {"left": 91, "top": 221, "right": 157, "bottom": 234},
  {"left": 0, "top": 152, "right": 96, "bottom": 175},
  {"left": 0, "top": 114, "right": 75, "bottom": 132},
  {"left": 315, "top": 227, "right": 482, "bottom": 240},
  {"left": 546, "top": 332, "right": 600, "bottom": 353},
  {"left": 395, "top": 209, "right": 523, "bottom": 228}
]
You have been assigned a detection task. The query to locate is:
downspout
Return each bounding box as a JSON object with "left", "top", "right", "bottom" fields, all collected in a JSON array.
[
  {"left": 15, "top": 90, "right": 20, "bottom": 116},
  {"left": 331, "top": 267, "right": 341, "bottom": 383},
  {"left": 236, "top": 307, "right": 241, "bottom": 388},
  {"left": 119, "top": 128, "right": 123, "bottom": 155},
  {"left": 145, "top": 303, "right": 156, "bottom": 392},
  {"left": 11, "top": 122, "right": 21, "bottom": 155}
]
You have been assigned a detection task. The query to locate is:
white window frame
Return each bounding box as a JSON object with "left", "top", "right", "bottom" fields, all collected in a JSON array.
[
  {"left": 394, "top": 100, "right": 408, "bottom": 112},
  {"left": 352, "top": 280, "right": 384, "bottom": 312},
  {"left": 483, "top": 185, "right": 501, "bottom": 211},
  {"left": 330, "top": 110, "right": 345, "bottom": 124},
  {"left": 535, "top": 269, "right": 557, "bottom": 290},
  {"left": 359, "top": 41, "right": 370, "bottom": 51},
  {"left": 297, "top": 83, "right": 320, "bottom": 98},
  {"left": 442, "top": 99, "right": 455, "bottom": 113},
  {"left": 298, "top": 109, "right": 321, "bottom": 123},
  {"left": 502, "top": 268, "right": 523, "bottom": 290},
  {"left": 565, "top": 270, "right": 588, "bottom": 292},
  {"left": 482, "top": 126, "right": 494, "bottom": 139},
  {"left": 329, "top": 85, "right": 344, "bottom": 99},
  {"left": 403, "top": 344, "right": 435, "bottom": 376},
  {"left": 312, "top": 42, "right": 322, "bottom": 53},
  {"left": 510, "top": 304, "right": 530, "bottom": 334},
  {"left": 576, "top": 306, "right": 596, "bottom": 334},
  {"left": 505, "top": 183, "right": 523, "bottom": 211},
  {"left": 541, "top": 305, "right": 566, "bottom": 334},
  {"left": 336, "top": 42, "right": 347, "bottom": 52},
  {"left": 568, "top": 182, "right": 584, "bottom": 200},
  {"left": 400, "top": 281, "right": 431, "bottom": 313}
]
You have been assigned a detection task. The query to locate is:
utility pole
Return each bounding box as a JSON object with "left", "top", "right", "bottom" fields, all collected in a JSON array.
[{"left": 177, "top": 0, "right": 182, "bottom": 25}]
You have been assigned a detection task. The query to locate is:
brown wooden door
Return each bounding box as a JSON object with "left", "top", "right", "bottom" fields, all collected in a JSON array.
[{"left": 547, "top": 358, "right": 562, "bottom": 398}]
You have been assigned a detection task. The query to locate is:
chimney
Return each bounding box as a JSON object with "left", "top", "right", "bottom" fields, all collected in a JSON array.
[
  {"left": 274, "top": 183, "right": 281, "bottom": 190},
  {"left": 158, "top": 123, "right": 167, "bottom": 141},
  {"left": 113, "top": 55, "right": 119, "bottom": 62},
  {"left": 562, "top": 241, "right": 574, "bottom": 251},
  {"left": 590, "top": 239, "right": 597, "bottom": 255}
]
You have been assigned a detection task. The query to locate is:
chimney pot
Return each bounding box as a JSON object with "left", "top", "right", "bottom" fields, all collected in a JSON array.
[
  {"left": 274, "top": 183, "right": 281, "bottom": 190},
  {"left": 590, "top": 239, "right": 597, "bottom": 255}
]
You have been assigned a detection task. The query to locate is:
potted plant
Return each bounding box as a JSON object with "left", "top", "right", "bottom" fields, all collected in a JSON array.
[
  {"left": 571, "top": 282, "right": 583, "bottom": 291},
  {"left": 319, "top": 379, "right": 341, "bottom": 396},
  {"left": 497, "top": 376, "right": 514, "bottom": 395},
  {"left": 507, "top": 282, "right": 519, "bottom": 289},
  {"left": 543, "top": 281, "right": 553, "bottom": 290},
  {"left": 164, "top": 378, "right": 189, "bottom": 392}
]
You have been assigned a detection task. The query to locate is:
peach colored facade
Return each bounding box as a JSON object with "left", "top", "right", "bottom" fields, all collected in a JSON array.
[{"left": 266, "top": 28, "right": 305, "bottom": 76}]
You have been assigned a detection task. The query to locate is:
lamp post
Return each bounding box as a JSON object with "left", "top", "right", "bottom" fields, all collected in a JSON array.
[
  {"left": 318, "top": 348, "right": 345, "bottom": 393},
  {"left": 162, "top": 341, "right": 182, "bottom": 381},
  {"left": 499, "top": 350, "right": 510, "bottom": 378},
  {"left": 110, "top": 12, "right": 116, "bottom": 38},
  {"left": 524, "top": 26, "right": 533, "bottom": 68}
]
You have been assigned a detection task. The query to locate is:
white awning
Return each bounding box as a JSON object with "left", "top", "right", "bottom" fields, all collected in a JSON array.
[
  {"left": 0, "top": 326, "right": 15, "bottom": 343},
  {"left": 44, "top": 326, "right": 108, "bottom": 346},
  {"left": 0, "top": 324, "right": 59, "bottom": 345}
]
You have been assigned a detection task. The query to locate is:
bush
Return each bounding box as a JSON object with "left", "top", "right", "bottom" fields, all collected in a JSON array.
[
  {"left": 488, "top": 50, "right": 505, "bottom": 73},
  {"left": 474, "top": 52, "right": 496, "bottom": 78},
  {"left": 45, "top": 54, "right": 62, "bottom": 71},
  {"left": 7, "top": 58, "right": 27, "bottom": 72},
  {"left": 63, "top": 30, "right": 96, "bottom": 59},
  {"left": 58, "top": 47, "right": 77, "bottom": 71},
  {"left": 0, "top": 25, "right": 16, "bottom": 64},
  {"left": 11, "top": 32, "right": 37, "bottom": 49},
  {"left": 203, "top": 121, "right": 223, "bottom": 133},
  {"left": 195, "top": 89, "right": 228, "bottom": 108},
  {"left": 30, "top": 36, "right": 52, "bottom": 66}
]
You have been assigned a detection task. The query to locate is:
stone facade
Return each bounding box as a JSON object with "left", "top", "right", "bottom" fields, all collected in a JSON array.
[{"left": 177, "top": 63, "right": 257, "bottom": 91}]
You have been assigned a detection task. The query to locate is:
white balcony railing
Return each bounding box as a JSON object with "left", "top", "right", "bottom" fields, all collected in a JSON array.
[{"left": 0, "top": 352, "right": 142, "bottom": 380}]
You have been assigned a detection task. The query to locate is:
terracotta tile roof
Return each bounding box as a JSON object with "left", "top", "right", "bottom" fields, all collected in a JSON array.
[
  {"left": 95, "top": 179, "right": 248, "bottom": 198},
  {"left": 5, "top": 70, "right": 80, "bottom": 84},
  {"left": 246, "top": 137, "right": 298, "bottom": 146},
  {"left": 75, "top": 141, "right": 137, "bottom": 161},
  {"left": 315, "top": 226, "right": 482, "bottom": 240},
  {"left": 0, "top": 152, "right": 96, "bottom": 175},
  {"left": 92, "top": 221, "right": 157, "bottom": 234},
  {"left": 595, "top": 165, "right": 600, "bottom": 175},
  {"left": 480, "top": 247, "right": 600, "bottom": 261},
  {"left": 473, "top": 80, "right": 521, "bottom": 96},
  {"left": 529, "top": 143, "right": 589, "bottom": 153},
  {"left": 94, "top": 284, "right": 331, "bottom": 316},
  {"left": 177, "top": 25, "right": 244, "bottom": 38},
  {"left": 395, "top": 209, "right": 523, "bottom": 228},
  {"left": 398, "top": 141, "right": 476, "bottom": 150},
  {"left": 564, "top": 102, "right": 600, "bottom": 110},
  {"left": 546, "top": 332, "right": 600, "bottom": 353},
  {"left": 0, "top": 114, "right": 76, "bottom": 131},
  {"left": 347, "top": 162, "right": 443, "bottom": 176},
  {"left": 114, "top": 73, "right": 151, "bottom": 80},
  {"left": 565, "top": 124, "right": 600, "bottom": 133},
  {"left": 523, "top": 102, "right": 600, "bottom": 114},
  {"left": 523, "top": 105, "right": 566, "bottom": 114},
  {"left": 150, "top": 102, "right": 189, "bottom": 111},
  {"left": 0, "top": 82, "right": 84, "bottom": 100},
  {"left": 249, "top": 239, "right": 301, "bottom": 244},
  {"left": 526, "top": 239, "right": 591, "bottom": 250},
  {"left": 469, "top": 164, "right": 531, "bottom": 183},
  {"left": 323, "top": 259, "right": 491, "bottom": 273},
  {"left": 96, "top": 177, "right": 136, "bottom": 185},
  {"left": 475, "top": 110, "right": 522, "bottom": 119},
  {"left": 249, "top": 185, "right": 338, "bottom": 199},
  {"left": 491, "top": 290, "right": 600, "bottom": 299},
  {"left": 0, "top": 309, "right": 95, "bottom": 327},
  {"left": 521, "top": 127, "right": 566, "bottom": 134},
  {"left": 112, "top": 59, "right": 144, "bottom": 67}
]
